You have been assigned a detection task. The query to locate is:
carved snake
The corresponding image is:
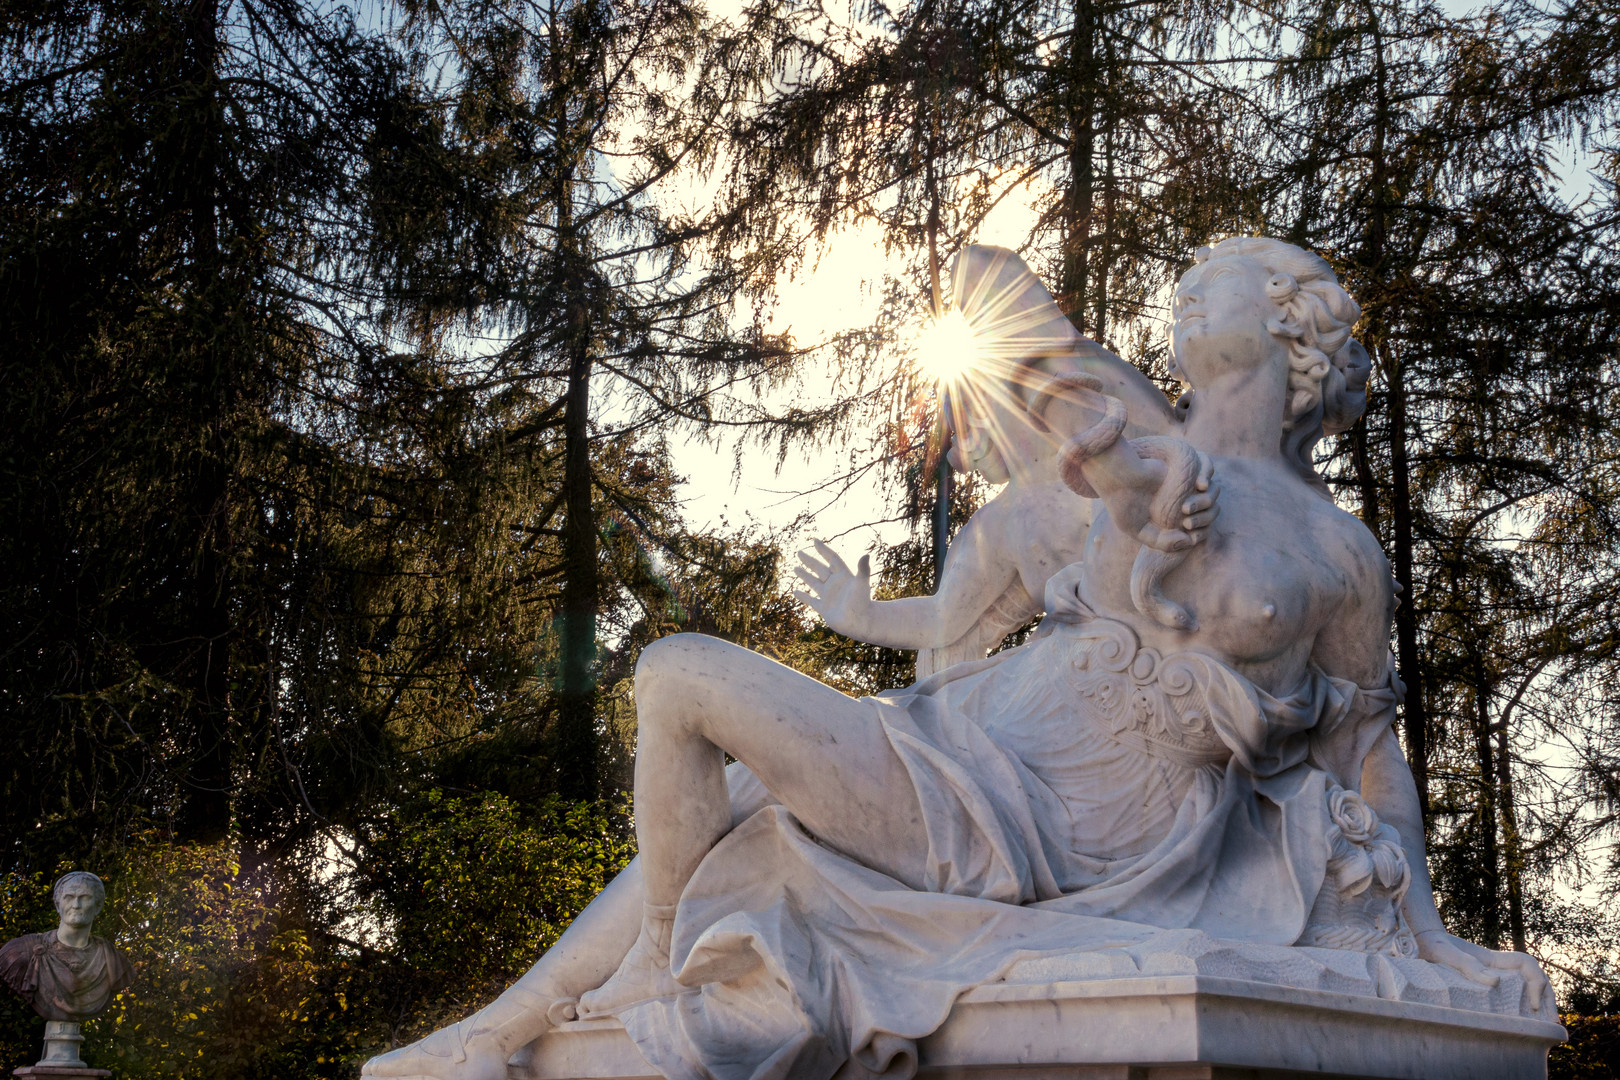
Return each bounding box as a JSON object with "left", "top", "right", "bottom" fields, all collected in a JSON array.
[
  {"left": 1031, "top": 372, "right": 1202, "bottom": 631},
  {"left": 1125, "top": 436, "right": 1202, "bottom": 632}
]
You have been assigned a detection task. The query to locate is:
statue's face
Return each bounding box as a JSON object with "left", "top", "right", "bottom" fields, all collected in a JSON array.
[
  {"left": 55, "top": 881, "right": 101, "bottom": 929},
  {"left": 946, "top": 391, "right": 1013, "bottom": 485},
  {"left": 949, "top": 424, "right": 1010, "bottom": 484},
  {"left": 1168, "top": 254, "right": 1286, "bottom": 388}
]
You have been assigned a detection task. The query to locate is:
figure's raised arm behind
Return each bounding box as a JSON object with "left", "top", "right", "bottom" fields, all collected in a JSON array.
[{"left": 794, "top": 514, "right": 1018, "bottom": 652}]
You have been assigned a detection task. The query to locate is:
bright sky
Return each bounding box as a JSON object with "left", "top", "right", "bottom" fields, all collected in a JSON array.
[
  {"left": 668, "top": 180, "right": 1050, "bottom": 565},
  {"left": 650, "top": 0, "right": 1073, "bottom": 566}
]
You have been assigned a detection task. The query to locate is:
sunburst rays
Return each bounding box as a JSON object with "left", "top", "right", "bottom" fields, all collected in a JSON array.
[
  {"left": 908, "top": 246, "right": 1089, "bottom": 469},
  {"left": 914, "top": 309, "right": 979, "bottom": 385}
]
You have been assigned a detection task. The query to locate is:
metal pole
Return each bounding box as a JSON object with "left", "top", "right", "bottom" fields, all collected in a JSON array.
[{"left": 933, "top": 425, "right": 951, "bottom": 590}]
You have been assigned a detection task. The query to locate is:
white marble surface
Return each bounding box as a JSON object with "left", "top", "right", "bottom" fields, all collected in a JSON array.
[
  {"left": 362, "top": 241, "right": 1558, "bottom": 1080},
  {"left": 513, "top": 968, "right": 1565, "bottom": 1080},
  {"left": 794, "top": 246, "right": 1183, "bottom": 678}
]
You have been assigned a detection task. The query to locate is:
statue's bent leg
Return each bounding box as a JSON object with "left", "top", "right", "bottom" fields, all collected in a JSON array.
[
  {"left": 362, "top": 763, "right": 773, "bottom": 1079},
  {"left": 364, "top": 626, "right": 927, "bottom": 1067},
  {"left": 579, "top": 633, "right": 929, "bottom": 1016},
  {"left": 635, "top": 633, "right": 929, "bottom": 898}
]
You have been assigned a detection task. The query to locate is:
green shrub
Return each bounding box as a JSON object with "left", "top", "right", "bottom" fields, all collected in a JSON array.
[
  {"left": 1550, "top": 1015, "right": 1620, "bottom": 1080},
  {"left": 0, "top": 794, "right": 634, "bottom": 1080}
]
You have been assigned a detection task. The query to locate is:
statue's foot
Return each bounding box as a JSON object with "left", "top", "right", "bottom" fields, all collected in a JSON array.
[
  {"left": 360, "top": 1020, "right": 508, "bottom": 1080},
  {"left": 576, "top": 932, "right": 683, "bottom": 1017}
]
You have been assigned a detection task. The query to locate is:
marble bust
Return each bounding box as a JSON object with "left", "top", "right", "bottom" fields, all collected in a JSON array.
[
  {"left": 0, "top": 871, "right": 132, "bottom": 1071},
  {"left": 0, "top": 872, "right": 131, "bottom": 1024},
  {"left": 364, "top": 240, "right": 1556, "bottom": 1080}
]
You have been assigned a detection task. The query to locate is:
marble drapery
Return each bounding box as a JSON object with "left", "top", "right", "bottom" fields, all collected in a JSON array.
[
  {"left": 0, "top": 929, "right": 134, "bottom": 1023},
  {"left": 616, "top": 592, "right": 1406, "bottom": 1080}
]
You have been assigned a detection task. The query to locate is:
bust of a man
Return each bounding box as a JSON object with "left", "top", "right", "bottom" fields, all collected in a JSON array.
[{"left": 0, "top": 871, "right": 132, "bottom": 1022}]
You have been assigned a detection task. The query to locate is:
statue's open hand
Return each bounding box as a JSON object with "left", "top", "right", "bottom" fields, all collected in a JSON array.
[
  {"left": 1415, "top": 929, "right": 1551, "bottom": 1013},
  {"left": 794, "top": 541, "right": 873, "bottom": 637}
]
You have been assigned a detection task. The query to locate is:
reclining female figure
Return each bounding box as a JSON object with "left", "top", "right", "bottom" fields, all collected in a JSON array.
[{"left": 364, "top": 239, "right": 1548, "bottom": 1080}]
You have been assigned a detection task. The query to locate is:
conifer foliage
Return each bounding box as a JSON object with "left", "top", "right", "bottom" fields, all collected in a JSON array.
[
  {"left": 0, "top": 0, "right": 803, "bottom": 1067},
  {"left": 0, "top": 0, "right": 1617, "bottom": 1073}
]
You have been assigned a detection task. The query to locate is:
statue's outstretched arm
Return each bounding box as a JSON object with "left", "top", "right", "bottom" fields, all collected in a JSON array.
[{"left": 794, "top": 512, "right": 1017, "bottom": 651}]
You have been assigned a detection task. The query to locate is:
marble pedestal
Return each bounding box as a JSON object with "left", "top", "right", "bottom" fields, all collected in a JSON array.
[
  {"left": 13, "top": 1020, "right": 111, "bottom": 1080},
  {"left": 509, "top": 976, "right": 1565, "bottom": 1080}
]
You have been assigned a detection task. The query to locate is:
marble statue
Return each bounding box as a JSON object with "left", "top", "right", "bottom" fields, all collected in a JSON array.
[
  {"left": 795, "top": 246, "right": 1209, "bottom": 678},
  {"left": 363, "top": 239, "right": 1556, "bottom": 1080},
  {"left": 0, "top": 871, "right": 132, "bottom": 1070}
]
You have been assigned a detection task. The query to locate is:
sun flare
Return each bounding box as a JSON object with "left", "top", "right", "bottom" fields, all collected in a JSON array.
[{"left": 913, "top": 309, "right": 979, "bottom": 385}]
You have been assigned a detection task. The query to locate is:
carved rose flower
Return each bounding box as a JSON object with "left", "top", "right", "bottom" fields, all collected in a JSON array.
[{"left": 1329, "top": 787, "right": 1378, "bottom": 845}]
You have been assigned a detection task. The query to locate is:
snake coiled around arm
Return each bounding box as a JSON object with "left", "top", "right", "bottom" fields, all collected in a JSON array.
[
  {"left": 1125, "top": 436, "right": 1203, "bottom": 631},
  {"left": 1032, "top": 372, "right": 1203, "bottom": 631},
  {"left": 1028, "top": 372, "right": 1127, "bottom": 499}
]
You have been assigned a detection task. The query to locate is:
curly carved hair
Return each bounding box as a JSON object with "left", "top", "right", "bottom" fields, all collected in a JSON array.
[{"left": 1191, "top": 237, "right": 1364, "bottom": 432}]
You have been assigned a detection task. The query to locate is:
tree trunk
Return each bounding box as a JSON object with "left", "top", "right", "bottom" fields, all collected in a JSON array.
[
  {"left": 551, "top": 48, "right": 601, "bottom": 799},
  {"left": 1496, "top": 717, "right": 1528, "bottom": 951},
  {"left": 926, "top": 125, "right": 950, "bottom": 589},
  {"left": 1349, "top": 416, "right": 1380, "bottom": 530},
  {"left": 1058, "top": 0, "right": 1096, "bottom": 330},
  {"left": 176, "top": 0, "right": 233, "bottom": 844},
  {"left": 1384, "top": 342, "right": 1429, "bottom": 818},
  {"left": 1090, "top": 36, "right": 1117, "bottom": 343},
  {"left": 1472, "top": 665, "right": 1502, "bottom": 950},
  {"left": 555, "top": 311, "right": 600, "bottom": 801},
  {"left": 1356, "top": 2, "right": 1430, "bottom": 819}
]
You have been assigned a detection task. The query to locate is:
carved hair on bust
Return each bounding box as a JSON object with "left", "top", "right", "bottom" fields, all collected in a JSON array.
[
  {"left": 52, "top": 871, "right": 106, "bottom": 908},
  {"left": 1319, "top": 337, "right": 1373, "bottom": 436},
  {"left": 1192, "top": 237, "right": 1362, "bottom": 431}
]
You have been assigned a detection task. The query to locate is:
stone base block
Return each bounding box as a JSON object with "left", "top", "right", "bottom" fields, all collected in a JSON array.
[
  {"left": 12, "top": 1068, "right": 112, "bottom": 1079},
  {"left": 509, "top": 976, "right": 1565, "bottom": 1080}
]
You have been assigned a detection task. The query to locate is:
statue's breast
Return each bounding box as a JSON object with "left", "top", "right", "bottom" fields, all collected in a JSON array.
[
  {"left": 1081, "top": 473, "right": 1351, "bottom": 678},
  {"left": 1179, "top": 525, "right": 1328, "bottom": 660}
]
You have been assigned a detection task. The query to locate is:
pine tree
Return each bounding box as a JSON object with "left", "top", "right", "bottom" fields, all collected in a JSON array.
[
  {"left": 358, "top": 0, "right": 823, "bottom": 799},
  {"left": 1262, "top": 0, "right": 1620, "bottom": 982},
  {"left": 0, "top": 0, "right": 423, "bottom": 853}
]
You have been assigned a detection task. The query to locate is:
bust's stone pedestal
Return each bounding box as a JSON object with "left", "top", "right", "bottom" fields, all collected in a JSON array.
[
  {"left": 12, "top": 1021, "right": 110, "bottom": 1079},
  {"left": 12, "top": 1020, "right": 111, "bottom": 1080},
  {"left": 512, "top": 976, "right": 1564, "bottom": 1080}
]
